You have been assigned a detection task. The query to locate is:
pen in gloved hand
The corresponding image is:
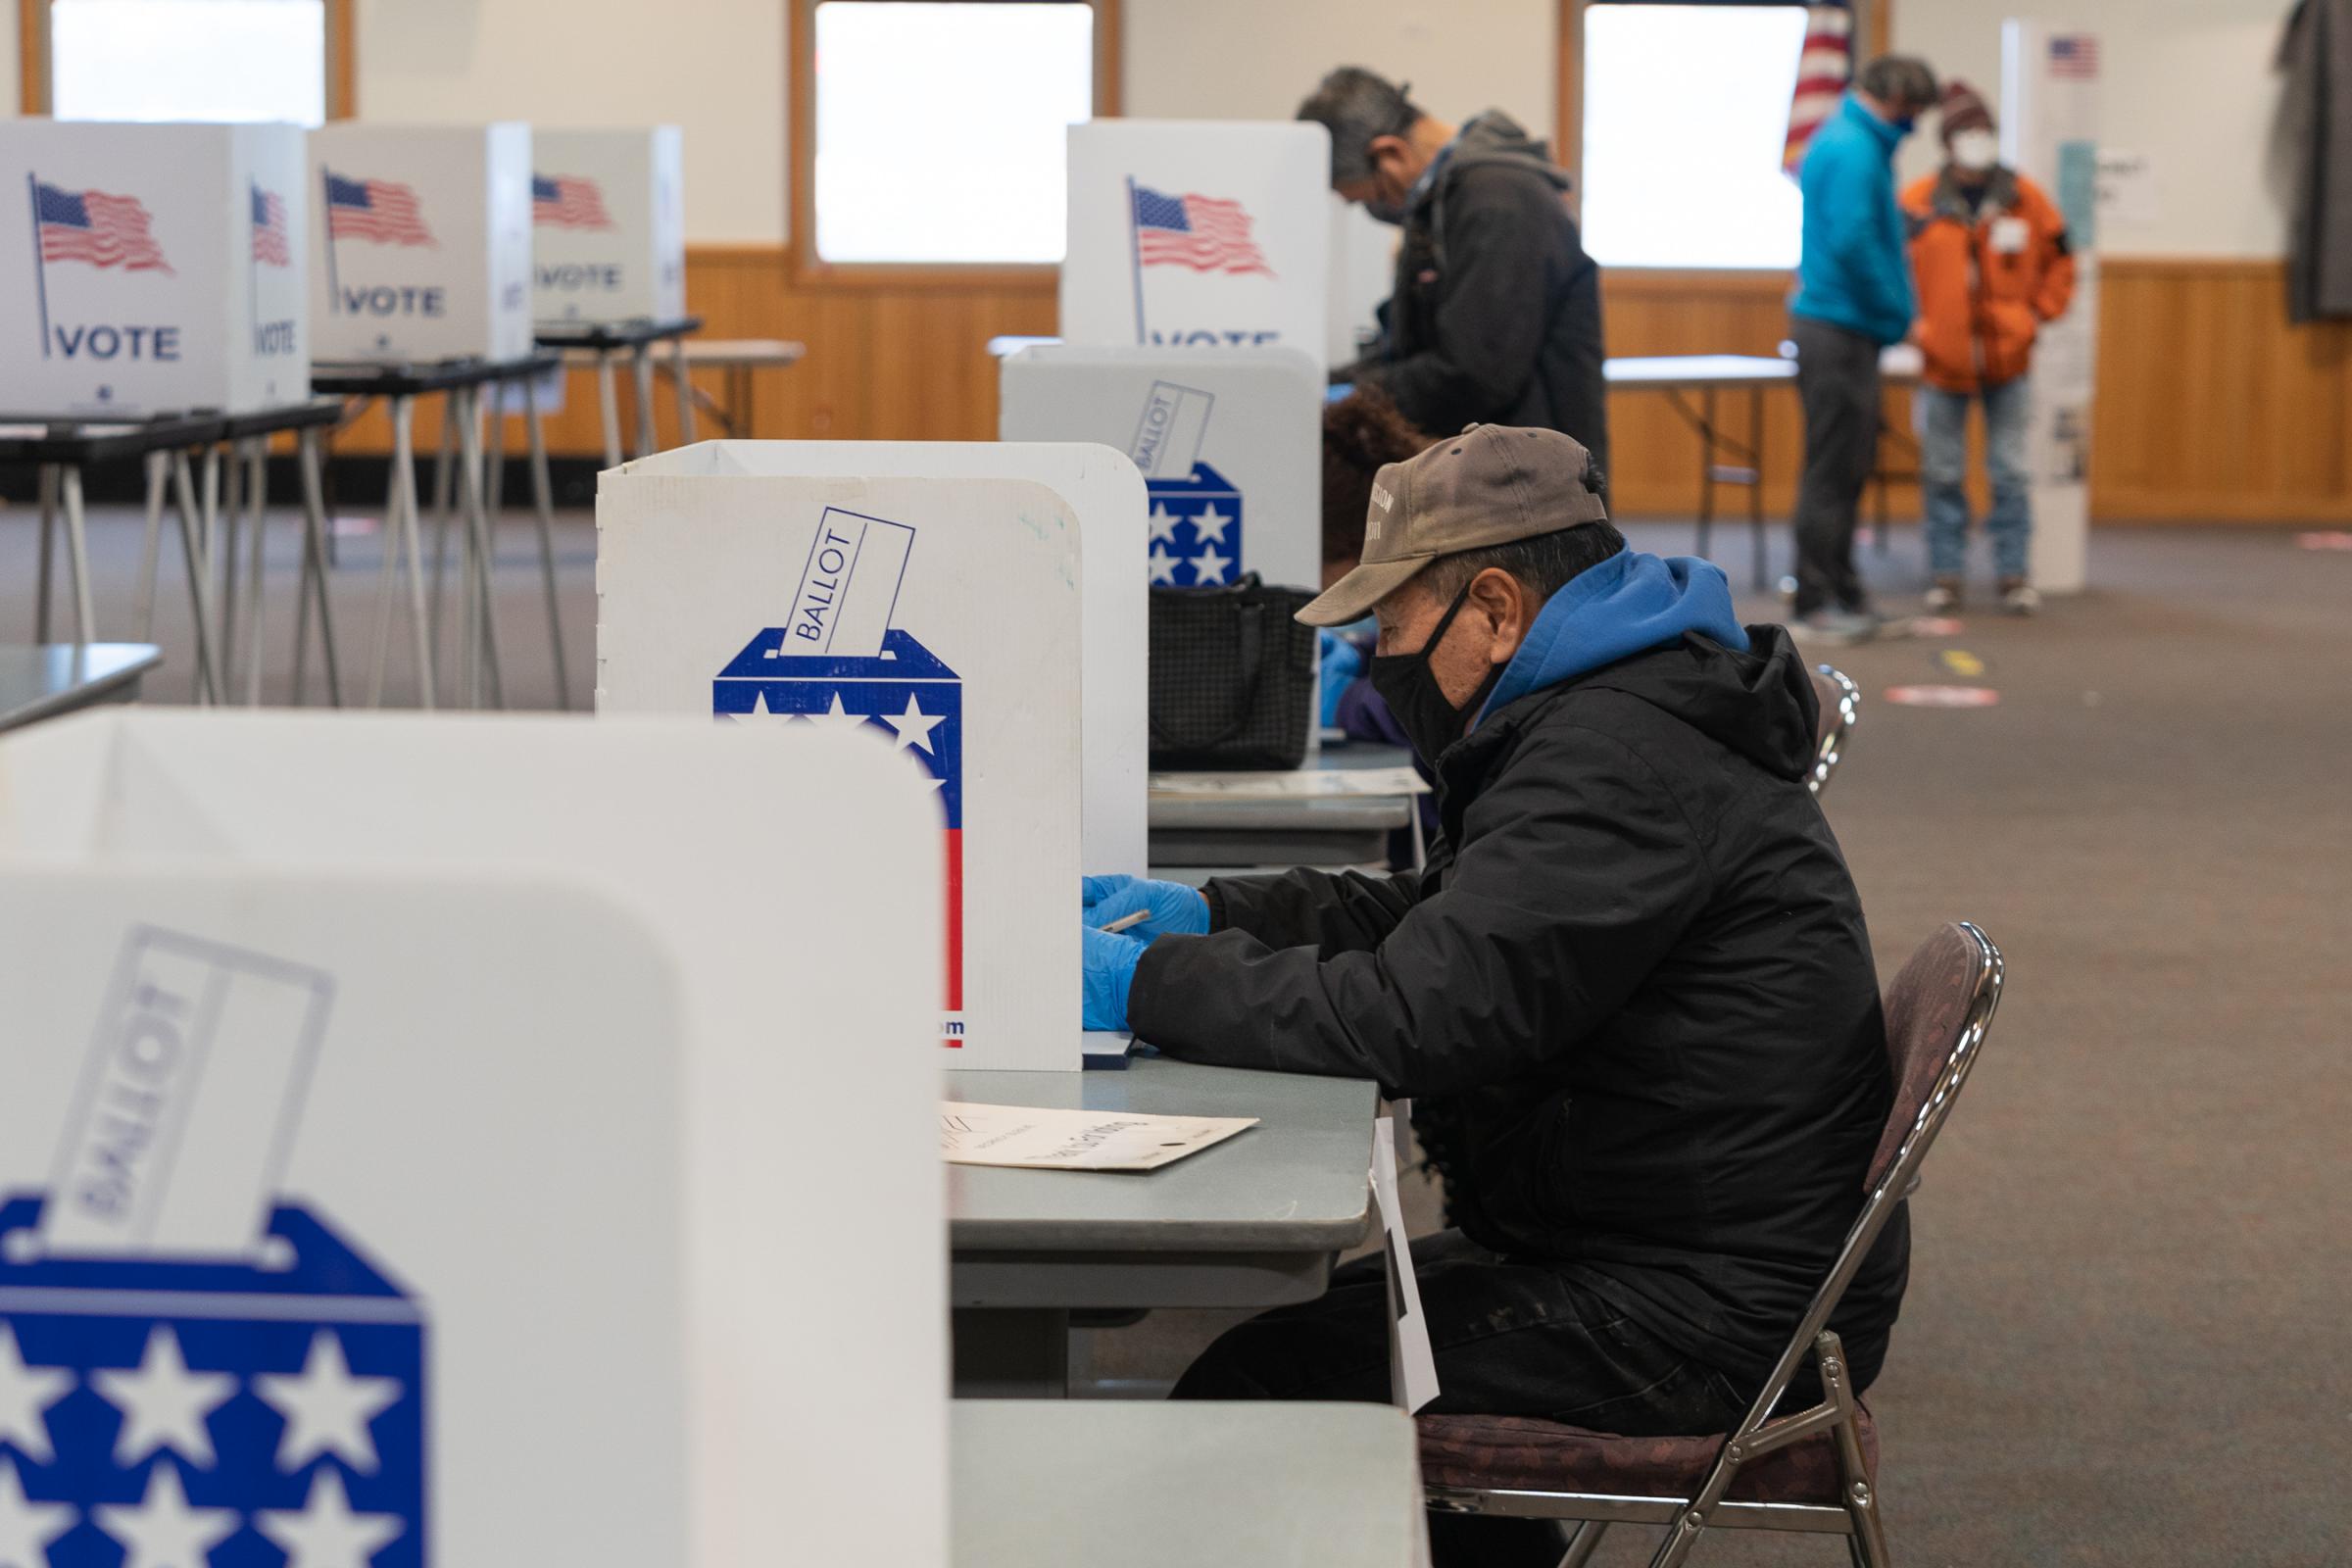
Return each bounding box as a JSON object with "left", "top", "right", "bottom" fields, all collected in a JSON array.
[{"left": 1101, "top": 910, "right": 1150, "bottom": 935}]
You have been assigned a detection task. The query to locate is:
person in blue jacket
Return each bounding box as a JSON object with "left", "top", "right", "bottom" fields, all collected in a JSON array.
[{"left": 1789, "top": 55, "right": 1939, "bottom": 641}]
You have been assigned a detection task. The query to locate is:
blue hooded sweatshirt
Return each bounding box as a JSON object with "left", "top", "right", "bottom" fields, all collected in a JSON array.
[
  {"left": 1479, "top": 547, "right": 1748, "bottom": 723},
  {"left": 1791, "top": 94, "right": 1918, "bottom": 347}
]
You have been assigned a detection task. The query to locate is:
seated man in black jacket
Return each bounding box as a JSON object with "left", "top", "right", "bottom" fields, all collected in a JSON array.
[{"left": 1081, "top": 427, "right": 1903, "bottom": 1556}]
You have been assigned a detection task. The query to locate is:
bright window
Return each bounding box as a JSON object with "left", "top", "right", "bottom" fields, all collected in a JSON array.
[
  {"left": 812, "top": 0, "right": 1094, "bottom": 264},
  {"left": 1581, "top": 3, "right": 1810, "bottom": 270},
  {"left": 50, "top": 0, "right": 327, "bottom": 125}
]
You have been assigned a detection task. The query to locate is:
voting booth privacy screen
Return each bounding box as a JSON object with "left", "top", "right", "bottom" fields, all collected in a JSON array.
[
  {"left": 0, "top": 121, "right": 309, "bottom": 416},
  {"left": 1001, "top": 346, "right": 1323, "bottom": 592},
  {"left": 1062, "top": 121, "right": 1330, "bottom": 354},
  {"left": 0, "top": 711, "right": 953, "bottom": 1568},
  {"left": 308, "top": 123, "right": 533, "bottom": 364},
  {"left": 598, "top": 440, "right": 1149, "bottom": 1072},
  {"left": 530, "top": 127, "right": 686, "bottom": 326}
]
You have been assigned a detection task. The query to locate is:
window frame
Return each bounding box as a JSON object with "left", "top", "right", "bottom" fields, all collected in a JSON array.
[
  {"left": 19, "top": 0, "right": 354, "bottom": 119},
  {"left": 1556, "top": 0, "right": 1890, "bottom": 277},
  {"left": 788, "top": 0, "right": 1119, "bottom": 287}
]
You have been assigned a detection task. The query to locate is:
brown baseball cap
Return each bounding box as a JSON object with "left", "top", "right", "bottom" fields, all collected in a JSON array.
[{"left": 1298, "top": 423, "right": 1609, "bottom": 626}]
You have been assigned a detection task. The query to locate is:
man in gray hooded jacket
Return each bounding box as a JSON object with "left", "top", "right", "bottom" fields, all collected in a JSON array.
[{"left": 1301, "top": 67, "right": 1610, "bottom": 487}]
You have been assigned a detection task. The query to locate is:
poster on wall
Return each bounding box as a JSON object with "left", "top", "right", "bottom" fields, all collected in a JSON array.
[
  {"left": 1062, "top": 121, "right": 1330, "bottom": 353},
  {"left": 2002, "top": 21, "right": 2100, "bottom": 595}
]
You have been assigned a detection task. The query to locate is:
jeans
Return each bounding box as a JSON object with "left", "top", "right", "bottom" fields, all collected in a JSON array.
[
  {"left": 1916, "top": 377, "right": 2033, "bottom": 581},
  {"left": 1173, "top": 1229, "right": 1751, "bottom": 1568},
  {"left": 1790, "top": 316, "right": 1886, "bottom": 616}
]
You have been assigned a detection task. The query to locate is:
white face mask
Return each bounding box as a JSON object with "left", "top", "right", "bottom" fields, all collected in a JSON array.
[{"left": 1950, "top": 129, "right": 2000, "bottom": 172}]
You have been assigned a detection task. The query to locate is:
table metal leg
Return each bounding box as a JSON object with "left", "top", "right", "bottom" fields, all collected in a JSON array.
[
  {"left": 596, "top": 351, "right": 622, "bottom": 469},
  {"left": 1749, "top": 386, "right": 1769, "bottom": 593},
  {"left": 294, "top": 426, "right": 343, "bottom": 709},
  {"left": 218, "top": 443, "right": 244, "bottom": 692},
  {"left": 168, "top": 454, "right": 221, "bottom": 705},
  {"left": 455, "top": 384, "right": 506, "bottom": 710},
  {"left": 521, "top": 373, "right": 571, "bottom": 710},
  {"left": 33, "top": 466, "right": 57, "bottom": 644},
  {"left": 631, "top": 345, "right": 658, "bottom": 458},
  {"left": 1696, "top": 385, "right": 1719, "bottom": 562},
  {"left": 369, "top": 395, "right": 436, "bottom": 710},
  {"left": 427, "top": 394, "right": 461, "bottom": 665},
  {"left": 952, "top": 1308, "right": 1070, "bottom": 1398},
  {"left": 61, "top": 466, "right": 96, "bottom": 647},
  {"left": 135, "top": 452, "right": 169, "bottom": 639},
  {"left": 671, "top": 334, "right": 695, "bottom": 445},
  {"left": 242, "top": 442, "right": 269, "bottom": 707}
]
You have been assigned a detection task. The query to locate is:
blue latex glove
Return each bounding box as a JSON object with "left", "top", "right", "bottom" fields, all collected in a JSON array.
[
  {"left": 1083, "top": 924, "right": 1147, "bottom": 1030},
  {"left": 1082, "top": 874, "right": 1210, "bottom": 940},
  {"left": 1319, "top": 630, "right": 1364, "bottom": 728}
]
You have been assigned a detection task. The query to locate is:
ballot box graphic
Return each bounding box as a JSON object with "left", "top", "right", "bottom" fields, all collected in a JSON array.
[
  {"left": 0, "top": 1199, "right": 427, "bottom": 1568},
  {"left": 713, "top": 629, "right": 967, "bottom": 1035},
  {"left": 1145, "top": 461, "right": 1244, "bottom": 587}
]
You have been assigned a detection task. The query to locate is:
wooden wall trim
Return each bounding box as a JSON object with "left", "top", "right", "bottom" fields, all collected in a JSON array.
[
  {"left": 328, "top": 0, "right": 355, "bottom": 119},
  {"left": 19, "top": 0, "right": 46, "bottom": 114}
]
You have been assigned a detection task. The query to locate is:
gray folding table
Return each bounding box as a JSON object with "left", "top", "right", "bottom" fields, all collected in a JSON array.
[
  {"left": 953, "top": 1400, "right": 1430, "bottom": 1567},
  {"left": 947, "top": 1057, "right": 1377, "bottom": 1396}
]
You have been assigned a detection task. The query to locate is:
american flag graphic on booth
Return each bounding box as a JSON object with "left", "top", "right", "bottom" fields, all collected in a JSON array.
[
  {"left": 2049, "top": 35, "right": 2100, "bottom": 78},
  {"left": 251, "top": 184, "right": 290, "bottom": 267},
  {"left": 323, "top": 172, "right": 434, "bottom": 247},
  {"left": 1783, "top": 1, "right": 1853, "bottom": 175},
  {"left": 712, "top": 629, "right": 967, "bottom": 1039},
  {"left": 532, "top": 174, "right": 612, "bottom": 229},
  {"left": 1131, "top": 184, "right": 1274, "bottom": 276},
  {"left": 32, "top": 181, "right": 171, "bottom": 273}
]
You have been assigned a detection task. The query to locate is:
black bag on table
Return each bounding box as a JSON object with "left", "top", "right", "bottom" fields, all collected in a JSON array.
[{"left": 1148, "top": 572, "right": 1319, "bottom": 771}]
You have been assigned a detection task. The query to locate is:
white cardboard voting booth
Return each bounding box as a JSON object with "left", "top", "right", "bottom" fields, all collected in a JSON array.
[
  {"left": 309, "top": 123, "right": 532, "bottom": 364},
  {"left": 530, "top": 127, "right": 686, "bottom": 325},
  {"left": 598, "top": 440, "right": 1149, "bottom": 1071},
  {"left": 0, "top": 712, "right": 950, "bottom": 1568},
  {"left": 2004, "top": 22, "right": 2100, "bottom": 596},
  {"left": 1063, "top": 121, "right": 1330, "bottom": 354},
  {"left": 1000, "top": 345, "right": 1323, "bottom": 592},
  {"left": 0, "top": 121, "right": 309, "bottom": 416}
]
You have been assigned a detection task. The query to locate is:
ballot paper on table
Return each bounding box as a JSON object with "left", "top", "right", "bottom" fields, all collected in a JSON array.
[
  {"left": 1149, "top": 766, "right": 1431, "bottom": 800},
  {"left": 940, "top": 1102, "right": 1256, "bottom": 1171}
]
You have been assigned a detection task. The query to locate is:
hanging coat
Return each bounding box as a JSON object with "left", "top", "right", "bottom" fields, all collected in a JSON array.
[{"left": 2280, "top": 0, "right": 2352, "bottom": 321}]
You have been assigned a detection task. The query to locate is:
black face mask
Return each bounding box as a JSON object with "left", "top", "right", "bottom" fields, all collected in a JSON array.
[
  {"left": 1368, "top": 579, "right": 1507, "bottom": 765},
  {"left": 1362, "top": 194, "right": 1409, "bottom": 226}
]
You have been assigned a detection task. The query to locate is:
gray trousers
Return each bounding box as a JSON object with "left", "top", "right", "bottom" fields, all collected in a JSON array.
[{"left": 1790, "top": 316, "right": 1884, "bottom": 615}]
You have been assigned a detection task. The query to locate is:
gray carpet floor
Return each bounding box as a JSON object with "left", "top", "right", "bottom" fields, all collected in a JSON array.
[{"left": 5, "top": 500, "right": 2345, "bottom": 1563}]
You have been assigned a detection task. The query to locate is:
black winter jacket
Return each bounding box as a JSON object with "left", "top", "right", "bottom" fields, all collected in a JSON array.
[
  {"left": 1349, "top": 112, "right": 1611, "bottom": 486},
  {"left": 1130, "top": 625, "right": 1907, "bottom": 1387}
]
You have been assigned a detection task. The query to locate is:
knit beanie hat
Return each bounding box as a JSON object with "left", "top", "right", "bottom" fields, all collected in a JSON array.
[{"left": 1939, "top": 80, "right": 1995, "bottom": 146}]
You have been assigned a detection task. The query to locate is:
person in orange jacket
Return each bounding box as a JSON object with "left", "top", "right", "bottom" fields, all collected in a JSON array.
[{"left": 1901, "top": 80, "right": 2076, "bottom": 613}]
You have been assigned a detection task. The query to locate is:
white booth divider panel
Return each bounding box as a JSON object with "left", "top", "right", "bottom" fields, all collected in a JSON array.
[
  {"left": 1001, "top": 345, "right": 1323, "bottom": 593},
  {"left": 1063, "top": 121, "right": 1330, "bottom": 354},
  {"left": 0, "top": 712, "right": 950, "bottom": 1568},
  {"left": 599, "top": 450, "right": 1120, "bottom": 1070}
]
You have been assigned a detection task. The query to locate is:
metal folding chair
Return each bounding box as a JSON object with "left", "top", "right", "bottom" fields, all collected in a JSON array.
[
  {"left": 1810, "top": 664, "right": 1862, "bottom": 796},
  {"left": 1420, "top": 921, "right": 2005, "bottom": 1567}
]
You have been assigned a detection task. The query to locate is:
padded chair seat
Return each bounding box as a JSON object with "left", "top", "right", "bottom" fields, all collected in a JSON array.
[{"left": 1418, "top": 1405, "right": 1877, "bottom": 1505}]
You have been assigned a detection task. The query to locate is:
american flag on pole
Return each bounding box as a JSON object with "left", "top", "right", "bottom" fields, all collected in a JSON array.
[
  {"left": 1131, "top": 184, "right": 1274, "bottom": 276},
  {"left": 34, "top": 182, "right": 171, "bottom": 272},
  {"left": 2049, "top": 35, "right": 2100, "bottom": 79},
  {"left": 251, "top": 183, "right": 291, "bottom": 267},
  {"left": 324, "top": 172, "right": 435, "bottom": 247},
  {"left": 1783, "top": 1, "right": 1854, "bottom": 176},
  {"left": 532, "top": 172, "right": 612, "bottom": 229}
]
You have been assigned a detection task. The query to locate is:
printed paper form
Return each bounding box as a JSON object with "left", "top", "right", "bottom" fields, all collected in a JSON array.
[
  {"left": 939, "top": 1102, "right": 1257, "bottom": 1172},
  {"left": 777, "top": 507, "right": 916, "bottom": 659}
]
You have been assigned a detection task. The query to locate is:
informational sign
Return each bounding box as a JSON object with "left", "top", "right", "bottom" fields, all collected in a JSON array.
[
  {"left": 308, "top": 122, "right": 532, "bottom": 364},
  {"left": 0, "top": 711, "right": 953, "bottom": 1568},
  {"left": 2003, "top": 22, "right": 2100, "bottom": 595},
  {"left": 1063, "top": 121, "right": 1330, "bottom": 353},
  {"left": 599, "top": 441, "right": 1148, "bottom": 1070},
  {"left": 530, "top": 127, "right": 685, "bottom": 326},
  {"left": 1001, "top": 345, "right": 1322, "bottom": 590},
  {"left": 0, "top": 121, "right": 309, "bottom": 416}
]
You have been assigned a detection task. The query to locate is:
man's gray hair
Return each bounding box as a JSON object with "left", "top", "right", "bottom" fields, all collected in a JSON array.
[
  {"left": 1298, "top": 67, "right": 1423, "bottom": 187},
  {"left": 1855, "top": 55, "right": 1940, "bottom": 117}
]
